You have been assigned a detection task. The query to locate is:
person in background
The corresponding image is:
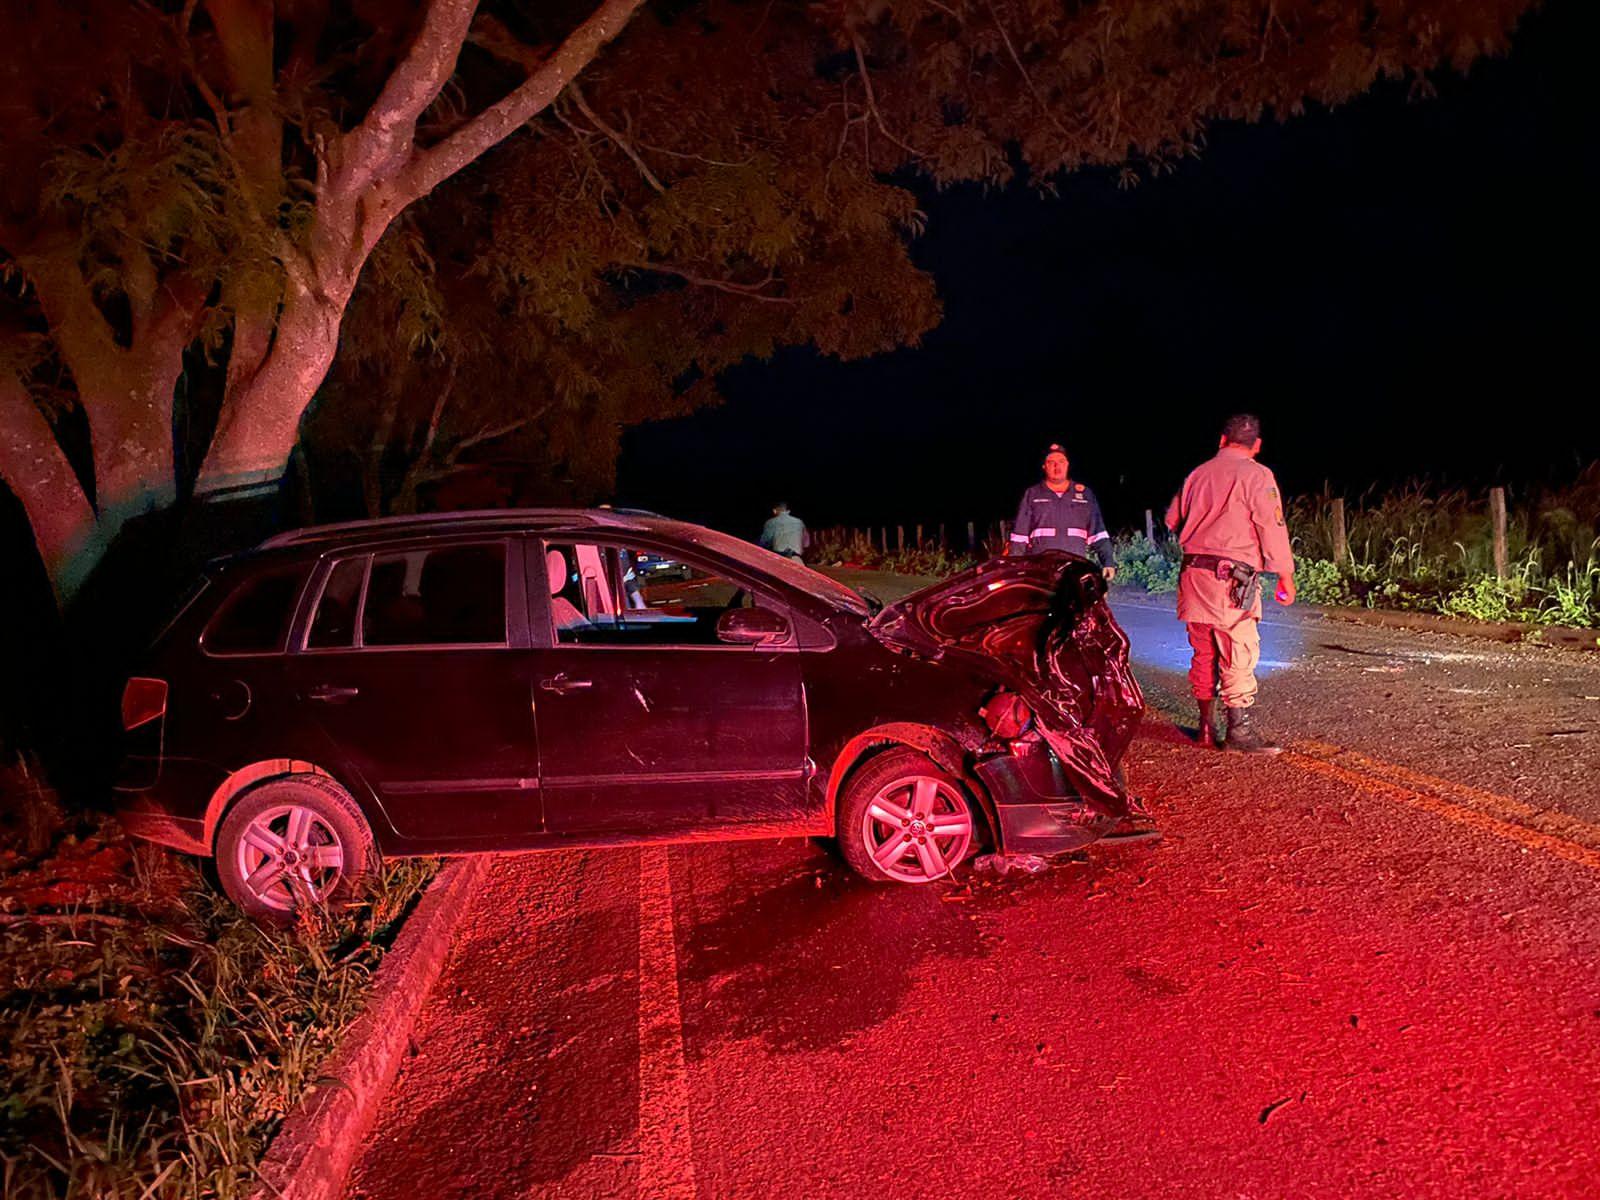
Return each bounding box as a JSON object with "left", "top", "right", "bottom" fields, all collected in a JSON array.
[
  {"left": 760, "top": 502, "right": 810, "bottom": 559},
  {"left": 1007, "top": 443, "right": 1117, "bottom": 580},
  {"left": 1164, "top": 413, "right": 1296, "bottom": 754}
]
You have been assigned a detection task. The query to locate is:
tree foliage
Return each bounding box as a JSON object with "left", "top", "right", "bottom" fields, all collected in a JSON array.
[{"left": 0, "top": 0, "right": 1535, "bottom": 593}]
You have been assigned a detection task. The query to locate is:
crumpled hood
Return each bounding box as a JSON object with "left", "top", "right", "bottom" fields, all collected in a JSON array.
[{"left": 867, "top": 552, "right": 1144, "bottom": 810}]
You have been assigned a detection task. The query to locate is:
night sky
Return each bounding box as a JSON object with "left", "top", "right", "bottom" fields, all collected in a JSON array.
[{"left": 618, "top": 0, "right": 1599, "bottom": 539}]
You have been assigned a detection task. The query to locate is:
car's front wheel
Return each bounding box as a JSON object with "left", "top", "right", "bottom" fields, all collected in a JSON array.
[
  {"left": 215, "top": 775, "right": 376, "bottom": 923},
  {"left": 838, "top": 748, "right": 976, "bottom": 883}
]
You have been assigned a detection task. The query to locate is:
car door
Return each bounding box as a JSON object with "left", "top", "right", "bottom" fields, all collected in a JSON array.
[
  {"left": 531, "top": 537, "right": 810, "bottom": 836},
  {"left": 283, "top": 537, "right": 543, "bottom": 847}
]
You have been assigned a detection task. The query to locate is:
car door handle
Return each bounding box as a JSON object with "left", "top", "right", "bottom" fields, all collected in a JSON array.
[
  {"left": 306, "top": 684, "right": 360, "bottom": 703},
  {"left": 538, "top": 674, "right": 592, "bottom": 694}
]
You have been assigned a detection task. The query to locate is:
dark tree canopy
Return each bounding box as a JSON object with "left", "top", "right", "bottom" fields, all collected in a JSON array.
[{"left": 0, "top": 0, "right": 1535, "bottom": 592}]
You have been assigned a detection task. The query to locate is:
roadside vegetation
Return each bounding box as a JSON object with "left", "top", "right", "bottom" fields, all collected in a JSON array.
[
  {"left": 815, "top": 467, "right": 1600, "bottom": 630},
  {"left": 0, "top": 759, "right": 436, "bottom": 1200},
  {"left": 1114, "top": 467, "right": 1600, "bottom": 629},
  {"left": 808, "top": 530, "right": 982, "bottom": 580}
]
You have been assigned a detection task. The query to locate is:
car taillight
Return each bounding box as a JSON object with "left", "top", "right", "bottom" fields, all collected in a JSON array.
[{"left": 122, "top": 678, "right": 168, "bottom": 731}]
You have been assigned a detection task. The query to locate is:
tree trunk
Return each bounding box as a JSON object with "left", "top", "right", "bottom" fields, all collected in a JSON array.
[
  {"left": 80, "top": 365, "right": 182, "bottom": 526},
  {"left": 0, "top": 381, "right": 98, "bottom": 602},
  {"left": 192, "top": 0, "right": 648, "bottom": 501},
  {"left": 194, "top": 282, "right": 344, "bottom": 498}
]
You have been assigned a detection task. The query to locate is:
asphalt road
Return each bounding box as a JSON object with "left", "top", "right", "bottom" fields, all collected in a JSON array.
[{"left": 348, "top": 580, "right": 1600, "bottom": 1199}]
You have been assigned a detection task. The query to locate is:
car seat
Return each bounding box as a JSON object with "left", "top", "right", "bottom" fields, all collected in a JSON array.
[{"left": 547, "top": 550, "right": 588, "bottom": 632}]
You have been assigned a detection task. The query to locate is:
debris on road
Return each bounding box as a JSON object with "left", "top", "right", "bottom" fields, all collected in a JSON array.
[
  {"left": 1259, "top": 1095, "right": 1303, "bottom": 1124},
  {"left": 974, "top": 853, "right": 1052, "bottom": 877}
]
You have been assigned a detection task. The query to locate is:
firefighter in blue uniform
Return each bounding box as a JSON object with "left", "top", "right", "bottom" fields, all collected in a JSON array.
[{"left": 1007, "top": 443, "right": 1117, "bottom": 580}]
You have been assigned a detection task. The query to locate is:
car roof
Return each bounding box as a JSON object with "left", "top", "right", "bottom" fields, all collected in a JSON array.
[
  {"left": 255, "top": 508, "right": 676, "bottom": 555},
  {"left": 222, "top": 506, "right": 871, "bottom": 617}
]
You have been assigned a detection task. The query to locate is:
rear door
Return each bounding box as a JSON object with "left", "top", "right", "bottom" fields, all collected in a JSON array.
[
  {"left": 531, "top": 537, "right": 810, "bottom": 836},
  {"left": 283, "top": 537, "right": 543, "bottom": 847}
]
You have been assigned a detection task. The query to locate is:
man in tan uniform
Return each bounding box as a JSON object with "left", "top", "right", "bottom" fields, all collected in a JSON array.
[{"left": 1164, "top": 414, "right": 1297, "bottom": 754}]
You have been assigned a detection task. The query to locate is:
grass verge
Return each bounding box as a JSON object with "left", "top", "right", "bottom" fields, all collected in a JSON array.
[{"left": 0, "top": 764, "right": 436, "bottom": 1200}]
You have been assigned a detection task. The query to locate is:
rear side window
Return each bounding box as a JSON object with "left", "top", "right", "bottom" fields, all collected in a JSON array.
[
  {"left": 202, "top": 564, "right": 311, "bottom": 656},
  {"left": 363, "top": 542, "right": 506, "bottom": 647},
  {"left": 308, "top": 557, "right": 366, "bottom": 649}
]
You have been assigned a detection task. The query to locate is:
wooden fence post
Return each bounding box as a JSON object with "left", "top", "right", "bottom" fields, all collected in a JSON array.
[
  {"left": 1331, "top": 498, "right": 1348, "bottom": 566},
  {"left": 1490, "top": 487, "right": 1508, "bottom": 579},
  {"left": 915, "top": 524, "right": 923, "bottom": 549},
  {"left": 880, "top": 526, "right": 889, "bottom": 553},
  {"left": 937, "top": 522, "right": 946, "bottom": 549},
  {"left": 1144, "top": 508, "right": 1155, "bottom": 543},
  {"left": 967, "top": 521, "right": 977, "bottom": 552},
  {"left": 896, "top": 525, "right": 905, "bottom": 553}
]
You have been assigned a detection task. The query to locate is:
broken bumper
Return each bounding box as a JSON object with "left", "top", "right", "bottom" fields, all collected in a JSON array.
[{"left": 973, "top": 745, "right": 1120, "bottom": 856}]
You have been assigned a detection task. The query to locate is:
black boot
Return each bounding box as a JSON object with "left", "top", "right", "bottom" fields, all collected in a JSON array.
[
  {"left": 1224, "top": 705, "right": 1281, "bottom": 755},
  {"left": 1197, "top": 698, "right": 1220, "bottom": 748}
]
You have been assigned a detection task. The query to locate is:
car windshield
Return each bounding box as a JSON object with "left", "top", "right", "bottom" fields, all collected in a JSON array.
[{"left": 667, "top": 525, "right": 871, "bottom": 616}]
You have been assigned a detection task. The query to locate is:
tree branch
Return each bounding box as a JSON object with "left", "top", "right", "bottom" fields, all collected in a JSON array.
[
  {"left": 395, "top": 0, "right": 648, "bottom": 206},
  {"left": 13, "top": 236, "right": 123, "bottom": 380},
  {"left": 851, "top": 36, "right": 927, "bottom": 161},
  {"left": 337, "top": 0, "right": 482, "bottom": 197},
  {"left": 622, "top": 262, "right": 795, "bottom": 303},
  {"left": 985, "top": 0, "right": 1074, "bottom": 143},
  {"left": 569, "top": 83, "right": 666, "bottom": 195},
  {"left": 418, "top": 359, "right": 460, "bottom": 461},
  {"left": 444, "top": 416, "right": 530, "bottom": 464}
]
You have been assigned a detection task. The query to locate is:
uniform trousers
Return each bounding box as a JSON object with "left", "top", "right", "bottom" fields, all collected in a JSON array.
[{"left": 1185, "top": 619, "right": 1261, "bottom": 708}]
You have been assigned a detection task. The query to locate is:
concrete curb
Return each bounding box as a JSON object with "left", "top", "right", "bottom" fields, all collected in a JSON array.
[{"left": 248, "top": 855, "right": 490, "bottom": 1200}]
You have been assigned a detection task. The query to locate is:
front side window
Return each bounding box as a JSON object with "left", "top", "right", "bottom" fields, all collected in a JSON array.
[
  {"left": 544, "top": 541, "right": 784, "bottom": 647},
  {"left": 363, "top": 542, "right": 506, "bottom": 647},
  {"left": 202, "top": 563, "right": 312, "bottom": 656}
]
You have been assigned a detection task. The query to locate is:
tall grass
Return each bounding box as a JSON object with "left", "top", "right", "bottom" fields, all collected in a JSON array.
[
  {"left": 807, "top": 528, "right": 981, "bottom": 577},
  {"left": 1287, "top": 466, "right": 1600, "bottom": 625},
  {"left": 0, "top": 805, "right": 436, "bottom": 1200}
]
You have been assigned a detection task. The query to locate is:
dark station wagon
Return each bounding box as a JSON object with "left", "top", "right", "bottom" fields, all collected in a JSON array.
[{"left": 116, "top": 509, "right": 1148, "bottom": 919}]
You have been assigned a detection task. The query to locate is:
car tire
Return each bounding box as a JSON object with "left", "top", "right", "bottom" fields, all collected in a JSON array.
[
  {"left": 837, "top": 748, "right": 977, "bottom": 884},
  {"left": 215, "top": 774, "right": 377, "bottom": 923}
]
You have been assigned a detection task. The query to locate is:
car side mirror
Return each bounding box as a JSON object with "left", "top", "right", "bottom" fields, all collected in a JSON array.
[{"left": 716, "top": 606, "right": 790, "bottom": 645}]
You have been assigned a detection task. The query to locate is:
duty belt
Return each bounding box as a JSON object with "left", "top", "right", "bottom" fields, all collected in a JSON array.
[{"left": 1182, "top": 553, "right": 1262, "bottom": 610}]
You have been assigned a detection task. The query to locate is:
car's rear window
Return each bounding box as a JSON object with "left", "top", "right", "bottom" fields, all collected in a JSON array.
[{"left": 202, "top": 563, "right": 312, "bottom": 655}]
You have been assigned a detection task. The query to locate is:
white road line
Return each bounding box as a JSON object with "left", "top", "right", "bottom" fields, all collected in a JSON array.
[{"left": 637, "top": 847, "right": 697, "bottom": 1200}]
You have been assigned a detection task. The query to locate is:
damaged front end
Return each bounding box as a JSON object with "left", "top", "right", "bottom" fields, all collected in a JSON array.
[{"left": 867, "top": 553, "right": 1145, "bottom": 856}]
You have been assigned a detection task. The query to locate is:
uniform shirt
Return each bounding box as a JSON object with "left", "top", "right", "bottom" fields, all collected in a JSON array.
[
  {"left": 1164, "top": 446, "right": 1294, "bottom": 625},
  {"left": 759, "top": 512, "right": 810, "bottom": 557},
  {"left": 1009, "top": 481, "right": 1114, "bottom": 567}
]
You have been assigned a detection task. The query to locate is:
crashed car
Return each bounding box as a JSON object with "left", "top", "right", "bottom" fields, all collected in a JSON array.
[{"left": 115, "top": 509, "right": 1146, "bottom": 919}]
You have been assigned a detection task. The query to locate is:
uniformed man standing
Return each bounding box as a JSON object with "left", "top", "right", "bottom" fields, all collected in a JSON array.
[
  {"left": 1164, "top": 413, "right": 1296, "bottom": 755},
  {"left": 1007, "top": 443, "right": 1117, "bottom": 580}
]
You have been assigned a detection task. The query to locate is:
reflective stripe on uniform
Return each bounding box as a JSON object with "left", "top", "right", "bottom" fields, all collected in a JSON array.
[
  {"left": 1028, "top": 527, "right": 1057, "bottom": 538},
  {"left": 1009, "top": 534, "right": 1030, "bottom": 544},
  {"left": 1087, "top": 531, "right": 1110, "bottom": 544},
  {"left": 1065, "top": 527, "right": 1089, "bottom": 538}
]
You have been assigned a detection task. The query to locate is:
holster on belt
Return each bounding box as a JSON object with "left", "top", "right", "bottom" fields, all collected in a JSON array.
[{"left": 1182, "top": 553, "right": 1261, "bottom": 611}]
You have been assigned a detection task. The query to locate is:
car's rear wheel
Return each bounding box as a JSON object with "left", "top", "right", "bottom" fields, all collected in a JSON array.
[
  {"left": 215, "top": 775, "right": 376, "bottom": 923},
  {"left": 838, "top": 748, "right": 976, "bottom": 883}
]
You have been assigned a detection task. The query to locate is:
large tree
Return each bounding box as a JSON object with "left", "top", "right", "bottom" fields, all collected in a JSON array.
[{"left": 0, "top": 0, "right": 1533, "bottom": 599}]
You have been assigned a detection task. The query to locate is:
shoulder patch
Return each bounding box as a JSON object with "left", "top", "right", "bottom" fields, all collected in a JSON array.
[{"left": 1074, "top": 483, "right": 1085, "bottom": 492}]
